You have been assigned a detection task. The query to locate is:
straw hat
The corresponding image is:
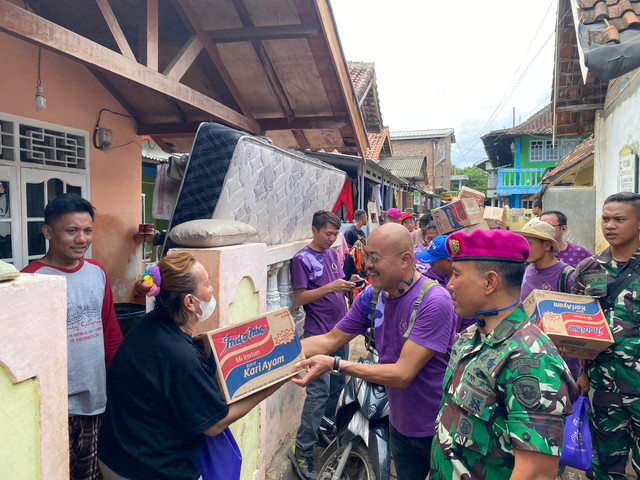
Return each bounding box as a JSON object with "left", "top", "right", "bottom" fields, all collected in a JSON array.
[{"left": 516, "top": 218, "right": 559, "bottom": 252}]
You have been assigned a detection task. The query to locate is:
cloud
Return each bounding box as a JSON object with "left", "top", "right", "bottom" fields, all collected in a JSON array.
[{"left": 332, "top": 0, "right": 557, "bottom": 166}]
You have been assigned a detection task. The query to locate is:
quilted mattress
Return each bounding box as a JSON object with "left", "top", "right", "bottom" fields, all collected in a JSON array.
[{"left": 164, "top": 122, "right": 346, "bottom": 251}]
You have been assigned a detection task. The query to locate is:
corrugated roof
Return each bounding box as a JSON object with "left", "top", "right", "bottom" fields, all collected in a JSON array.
[
  {"left": 390, "top": 128, "right": 455, "bottom": 140},
  {"left": 377, "top": 156, "right": 424, "bottom": 179}
]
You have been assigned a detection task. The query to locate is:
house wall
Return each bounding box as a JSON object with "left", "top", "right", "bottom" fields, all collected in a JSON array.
[
  {"left": 0, "top": 274, "right": 68, "bottom": 479},
  {"left": 594, "top": 69, "right": 640, "bottom": 253},
  {"left": 0, "top": 31, "right": 142, "bottom": 302},
  {"left": 519, "top": 135, "right": 556, "bottom": 168},
  {"left": 390, "top": 136, "right": 452, "bottom": 191}
]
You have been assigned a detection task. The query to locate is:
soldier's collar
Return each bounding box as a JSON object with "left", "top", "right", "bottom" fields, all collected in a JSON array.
[{"left": 484, "top": 306, "right": 527, "bottom": 345}]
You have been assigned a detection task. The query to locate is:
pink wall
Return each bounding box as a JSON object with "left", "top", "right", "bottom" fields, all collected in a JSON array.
[{"left": 0, "top": 31, "right": 143, "bottom": 302}]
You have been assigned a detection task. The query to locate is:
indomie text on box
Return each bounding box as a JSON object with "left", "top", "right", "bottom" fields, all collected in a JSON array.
[
  {"left": 523, "top": 290, "right": 614, "bottom": 360},
  {"left": 200, "top": 307, "right": 305, "bottom": 403}
]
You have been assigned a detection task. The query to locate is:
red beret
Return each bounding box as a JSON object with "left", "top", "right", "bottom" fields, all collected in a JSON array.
[{"left": 446, "top": 229, "right": 529, "bottom": 263}]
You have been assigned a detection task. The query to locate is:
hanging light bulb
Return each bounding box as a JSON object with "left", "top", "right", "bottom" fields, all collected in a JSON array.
[
  {"left": 34, "top": 47, "right": 46, "bottom": 111},
  {"left": 35, "top": 86, "right": 46, "bottom": 110}
]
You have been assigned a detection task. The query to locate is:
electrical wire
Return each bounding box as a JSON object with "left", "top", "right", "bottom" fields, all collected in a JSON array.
[{"left": 93, "top": 108, "right": 135, "bottom": 150}]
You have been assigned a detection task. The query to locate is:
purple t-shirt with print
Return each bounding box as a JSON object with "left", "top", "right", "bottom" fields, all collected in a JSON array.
[
  {"left": 290, "top": 246, "right": 347, "bottom": 335},
  {"left": 336, "top": 276, "right": 457, "bottom": 437},
  {"left": 554, "top": 241, "right": 591, "bottom": 268},
  {"left": 520, "top": 261, "right": 582, "bottom": 379}
]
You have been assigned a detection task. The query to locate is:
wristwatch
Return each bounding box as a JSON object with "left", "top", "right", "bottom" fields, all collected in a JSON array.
[{"left": 331, "top": 356, "right": 341, "bottom": 375}]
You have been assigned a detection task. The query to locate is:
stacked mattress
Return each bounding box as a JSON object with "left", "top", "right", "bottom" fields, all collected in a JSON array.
[{"left": 164, "top": 123, "right": 347, "bottom": 251}]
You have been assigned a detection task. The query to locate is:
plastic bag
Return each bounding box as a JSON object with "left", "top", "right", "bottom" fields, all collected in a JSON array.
[
  {"left": 559, "top": 395, "right": 594, "bottom": 472},
  {"left": 198, "top": 427, "right": 242, "bottom": 480}
]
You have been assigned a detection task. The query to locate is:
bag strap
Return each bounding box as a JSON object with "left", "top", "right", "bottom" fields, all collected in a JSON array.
[
  {"left": 602, "top": 253, "right": 640, "bottom": 311},
  {"left": 365, "top": 288, "right": 381, "bottom": 351},
  {"left": 557, "top": 265, "right": 575, "bottom": 293},
  {"left": 403, "top": 279, "right": 451, "bottom": 362}
]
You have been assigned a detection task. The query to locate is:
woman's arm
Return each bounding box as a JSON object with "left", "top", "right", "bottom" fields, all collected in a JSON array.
[{"left": 204, "top": 380, "right": 287, "bottom": 436}]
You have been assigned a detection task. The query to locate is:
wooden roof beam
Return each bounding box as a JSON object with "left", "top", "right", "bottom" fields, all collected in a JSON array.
[
  {"left": 163, "top": 35, "right": 203, "bottom": 81},
  {"left": 146, "top": 0, "right": 158, "bottom": 70},
  {"left": 95, "top": 0, "right": 136, "bottom": 60},
  {"left": 0, "top": 0, "right": 260, "bottom": 133},
  {"left": 173, "top": 0, "right": 256, "bottom": 124},
  {"left": 231, "top": 0, "right": 295, "bottom": 121},
  {"left": 207, "top": 23, "right": 320, "bottom": 43},
  {"left": 555, "top": 104, "right": 603, "bottom": 112}
]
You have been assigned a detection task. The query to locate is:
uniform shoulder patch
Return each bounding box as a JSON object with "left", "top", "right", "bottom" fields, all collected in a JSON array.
[{"left": 512, "top": 375, "right": 541, "bottom": 409}]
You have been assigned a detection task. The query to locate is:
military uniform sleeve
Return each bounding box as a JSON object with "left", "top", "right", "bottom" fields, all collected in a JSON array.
[{"left": 502, "top": 350, "right": 577, "bottom": 456}]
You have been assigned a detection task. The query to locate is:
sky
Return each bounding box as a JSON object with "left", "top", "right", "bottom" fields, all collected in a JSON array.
[{"left": 331, "top": 0, "right": 559, "bottom": 167}]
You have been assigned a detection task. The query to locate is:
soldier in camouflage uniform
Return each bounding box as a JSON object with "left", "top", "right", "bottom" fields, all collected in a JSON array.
[
  {"left": 430, "top": 229, "right": 577, "bottom": 480},
  {"left": 572, "top": 192, "right": 640, "bottom": 479}
]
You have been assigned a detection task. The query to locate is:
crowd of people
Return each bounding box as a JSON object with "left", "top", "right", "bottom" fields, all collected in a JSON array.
[{"left": 23, "top": 190, "right": 640, "bottom": 480}]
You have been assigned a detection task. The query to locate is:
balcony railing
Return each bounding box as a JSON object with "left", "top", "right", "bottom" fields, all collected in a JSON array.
[{"left": 497, "top": 168, "right": 545, "bottom": 195}]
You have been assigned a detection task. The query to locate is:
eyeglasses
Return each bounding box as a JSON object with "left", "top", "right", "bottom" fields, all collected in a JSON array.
[{"left": 362, "top": 251, "right": 403, "bottom": 265}]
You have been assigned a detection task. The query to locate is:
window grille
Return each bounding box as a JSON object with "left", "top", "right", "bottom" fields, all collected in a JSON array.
[
  {"left": 0, "top": 113, "right": 88, "bottom": 170},
  {"left": 530, "top": 140, "right": 544, "bottom": 162}
]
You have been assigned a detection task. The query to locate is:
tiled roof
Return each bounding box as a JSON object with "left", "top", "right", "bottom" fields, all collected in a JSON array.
[
  {"left": 348, "top": 61, "right": 375, "bottom": 99},
  {"left": 542, "top": 136, "right": 595, "bottom": 181},
  {"left": 390, "top": 128, "right": 455, "bottom": 140},
  {"left": 483, "top": 104, "right": 553, "bottom": 138},
  {"left": 377, "top": 156, "right": 424, "bottom": 179},
  {"left": 348, "top": 61, "right": 384, "bottom": 133},
  {"left": 578, "top": 0, "right": 640, "bottom": 45},
  {"left": 366, "top": 126, "right": 390, "bottom": 161}
]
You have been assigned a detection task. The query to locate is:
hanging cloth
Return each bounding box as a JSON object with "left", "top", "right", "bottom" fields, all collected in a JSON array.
[{"left": 332, "top": 180, "right": 354, "bottom": 222}]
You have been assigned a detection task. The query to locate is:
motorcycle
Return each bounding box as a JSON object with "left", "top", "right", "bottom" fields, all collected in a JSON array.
[{"left": 317, "top": 347, "right": 391, "bottom": 480}]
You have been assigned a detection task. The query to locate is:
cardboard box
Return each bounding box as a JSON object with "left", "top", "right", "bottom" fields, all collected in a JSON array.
[
  {"left": 505, "top": 207, "right": 534, "bottom": 231},
  {"left": 457, "top": 186, "right": 485, "bottom": 205},
  {"left": 432, "top": 198, "right": 483, "bottom": 234},
  {"left": 457, "top": 220, "right": 490, "bottom": 234},
  {"left": 522, "top": 290, "right": 614, "bottom": 360},
  {"left": 200, "top": 307, "right": 305, "bottom": 403},
  {"left": 483, "top": 207, "right": 506, "bottom": 229}
]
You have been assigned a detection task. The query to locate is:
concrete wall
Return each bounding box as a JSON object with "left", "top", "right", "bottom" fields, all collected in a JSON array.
[
  {"left": 594, "top": 69, "right": 640, "bottom": 253},
  {"left": 542, "top": 187, "right": 596, "bottom": 253},
  {"left": 0, "top": 30, "right": 143, "bottom": 303},
  {"left": 0, "top": 274, "right": 68, "bottom": 479}
]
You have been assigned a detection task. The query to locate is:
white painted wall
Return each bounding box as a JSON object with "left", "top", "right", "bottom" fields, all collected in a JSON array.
[{"left": 594, "top": 70, "right": 640, "bottom": 252}]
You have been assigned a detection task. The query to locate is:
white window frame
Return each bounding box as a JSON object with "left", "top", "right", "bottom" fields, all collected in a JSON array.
[{"left": 0, "top": 112, "right": 90, "bottom": 269}]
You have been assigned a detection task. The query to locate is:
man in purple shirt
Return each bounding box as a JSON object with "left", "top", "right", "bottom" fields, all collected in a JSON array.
[
  {"left": 517, "top": 218, "right": 582, "bottom": 380},
  {"left": 293, "top": 223, "right": 457, "bottom": 480},
  {"left": 289, "top": 210, "right": 359, "bottom": 480},
  {"left": 540, "top": 210, "right": 592, "bottom": 267},
  {"left": 417, "top": 235, "right": 476, "bottom": 333}
]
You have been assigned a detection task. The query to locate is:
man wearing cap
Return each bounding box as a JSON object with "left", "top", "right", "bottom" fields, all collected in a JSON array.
[
  {"left": 400, "top": 212, "right": 416, "bottom": 235},
  {"left": 417, "top": 235, "right": 475, "bottom": 332},
  {"left": 539, "top": 210, "right": 592, "bottom": 268},
  {"left": 386, "top": 207, "right": 402, "bottom": 223},
  {"left": 516, "top": 218, "right": 581, "bottom": 382},
  {"left": 293, "top": 223, "right": 457, "bottom": 480},
  {"left": 430, "top": 229, "right": 577, "bottom": 480}
]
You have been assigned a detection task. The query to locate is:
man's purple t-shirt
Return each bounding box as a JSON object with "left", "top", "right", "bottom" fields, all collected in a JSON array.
[
  {"left": 520, "top": 261, "right": 582, "bottom": 379},
  {"left": 520, "top": 261, "right": 575, "bottom": 302},
  {"left": 554, "top": 241, "right": 591, "bottom": 268},
  {"left": 336, "top": 277, "right": 457, "bottom": 437},
  {"left": 290, "top": 246, "right": 347, "bottom": 335}
]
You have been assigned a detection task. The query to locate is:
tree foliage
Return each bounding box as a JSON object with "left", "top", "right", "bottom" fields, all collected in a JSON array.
[{"left": 452, "top": 166, "right": 489, "bottom": 195}]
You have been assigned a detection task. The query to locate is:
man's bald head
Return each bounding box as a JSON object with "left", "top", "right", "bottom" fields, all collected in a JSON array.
[{"left": 369, "top": 222, "right": 414, "bottom": 256}]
